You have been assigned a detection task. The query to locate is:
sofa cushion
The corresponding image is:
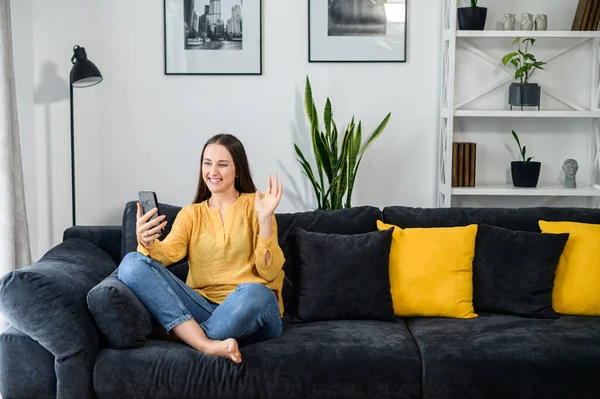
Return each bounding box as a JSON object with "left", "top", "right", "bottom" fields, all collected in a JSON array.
[
  {"left": 377, "top": 221, "right": 478, "bottom": 319},
  {"left": 93, "top": 319, "right": 422, "bottom": 399},
  {"left": 276, "top": 206, "right": 382, "bottom": 316},
  {"left": 473, "top": 224, "right": 569, "bottom": 319},
  {"left": 87, "top": 269, "right": 154, "bottom": 349},
  {"left": 295, "top": 228, "right": 395, "bottom": 322},
  {"left": 0, "top": 238, "right": 116, "bottom": 399},
  {"left": 0, "top": 325, "right": 56, "bottom": 399},
  {"left": 382, "top": 206, "right": 600, "bottom": 231},
  {"left": 539, "top": 221, "right": 600, "bottom": 316},
  {"left": 63, "top": 225, "right": 122, "bottom": 265},
  {"left": 407, "top": 313, "right": 600, "bottom": 399}
]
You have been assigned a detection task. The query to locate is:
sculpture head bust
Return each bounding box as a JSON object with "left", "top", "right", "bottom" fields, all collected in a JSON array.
[
  {"left": 562, "top": 158, "right": 578, "bottom": 177},
  {"left": 562, "top": 158, "right": 578, "bottom": 188}
]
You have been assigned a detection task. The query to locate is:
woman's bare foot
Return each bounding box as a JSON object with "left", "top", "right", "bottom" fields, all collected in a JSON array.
[
  {"left": 205, "top": 338, "right": 242, "bottom": 363},
  {"left": 170, "top": 320, "right": 241, "bottom": 363}
]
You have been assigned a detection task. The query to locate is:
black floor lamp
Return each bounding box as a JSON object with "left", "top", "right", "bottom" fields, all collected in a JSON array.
[{"left": 70, "top": 45, "right": 102, "bottom": 226}]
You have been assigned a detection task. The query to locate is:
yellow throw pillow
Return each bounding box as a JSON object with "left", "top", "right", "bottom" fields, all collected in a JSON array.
[
  {"left": 539, "top": 220, "right": 600, "bottom": 315},
  {"left": 377, "top": 221, "right": 478, "bottom": 319}
]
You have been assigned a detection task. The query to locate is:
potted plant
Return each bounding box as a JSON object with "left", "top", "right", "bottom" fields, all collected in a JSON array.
[
  {"left": 502, "top": 37, "right": 547, "bottom": 110},
  {"left": 510, "top": 130, "right": 541, "bottom": 187},
  {"left": 295, "top": 76, "right": 391, "bottom": 210},
  {"left": 457, "top": 0, "right": 487, "bottom": 30}
]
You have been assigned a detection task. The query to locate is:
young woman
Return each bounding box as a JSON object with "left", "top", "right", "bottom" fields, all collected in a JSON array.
[{"left": 118, "top": 133, "right": 285, "bottom": 364}]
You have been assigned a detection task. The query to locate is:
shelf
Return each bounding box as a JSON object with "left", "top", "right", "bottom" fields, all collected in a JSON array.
[
  {"left": 451, "top": 184, "right": 600, "bottom": 197},
  {"left": 454, "top": 110, "right": 600, "bottom": 118},
  {"left": 454, "top": 30, "right": 600, "bottom": 38}
]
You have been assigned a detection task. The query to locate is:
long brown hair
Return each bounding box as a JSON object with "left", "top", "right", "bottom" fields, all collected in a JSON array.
[{"left": 193, "top": 134, "right": 257, "bottom": 204}]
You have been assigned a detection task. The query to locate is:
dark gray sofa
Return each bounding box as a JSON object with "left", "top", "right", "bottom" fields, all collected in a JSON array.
[{"left": 1, "top": 203, "right": 600, "bottom": 399}]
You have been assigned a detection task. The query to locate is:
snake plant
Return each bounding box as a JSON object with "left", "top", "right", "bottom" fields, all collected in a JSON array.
[{"left": 294, "top": 76, "right": 391, "bottom": 210}]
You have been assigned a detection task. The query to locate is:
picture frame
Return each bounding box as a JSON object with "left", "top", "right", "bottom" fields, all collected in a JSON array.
[
  {"left": 309, "top": 0, "right": 407, "bottom": 63},
  {"left": 164, "top": 0, "right": 262, "bottom": 75}
]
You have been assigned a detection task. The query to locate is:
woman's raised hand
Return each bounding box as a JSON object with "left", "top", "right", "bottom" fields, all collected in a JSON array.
[
  {"left": 136, "top": 202, "right": 167, "bottom": 247},
  {"left": 254, "top": 174, "right": 283, "bottom": 219}
]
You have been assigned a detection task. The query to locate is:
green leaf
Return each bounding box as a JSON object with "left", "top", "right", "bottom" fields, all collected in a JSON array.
[
  {"left": 304, "top": 77, "right": 315, "bottom": 126},
  {"left": 331, "top": 118, "right": 338, "bottom": 167},
  {"left": 502, "top": 52, "right": 518, "bottom": 65},
  {"left": 294, "top": 144, "right": 323, "bottom": 205},
  {"left": 513, "top": 37, "right": 521, "bottom": 45},
  {"left": 314, "top": 129, "right": 333, "bottom": 184},
  {"left": 324, "top": 98, "right": 332, "bottom": 138},
  {"left": 345, "top": 121, "right": 362, "bottom": 208},
  {"left": 512, "top": 130, "right": 521, "bottom": 147}
]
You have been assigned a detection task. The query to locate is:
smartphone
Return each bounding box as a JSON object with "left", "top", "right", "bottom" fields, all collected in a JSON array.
[{"left": 138, "top": 191, "right": 163, "bottom": 234}]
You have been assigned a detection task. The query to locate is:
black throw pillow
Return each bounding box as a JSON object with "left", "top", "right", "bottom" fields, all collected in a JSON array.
[
  {"left": 295, "top": 228, "right": 395, "bottom": 322},
  {"left": 473, "top": 224, "right": 569, "bottom": 319}
]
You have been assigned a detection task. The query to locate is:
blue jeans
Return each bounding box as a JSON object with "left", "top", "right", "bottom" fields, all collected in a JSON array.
[{"left": 117, "top": 252, "right": 282, "bottom": 343}]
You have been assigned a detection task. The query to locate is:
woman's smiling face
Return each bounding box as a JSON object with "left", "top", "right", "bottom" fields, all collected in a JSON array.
[{"left": 202, "top": 143, "right": 237, "bottom": 195}]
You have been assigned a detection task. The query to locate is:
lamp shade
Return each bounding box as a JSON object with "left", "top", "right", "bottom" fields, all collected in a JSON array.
[{"left": 70, "top": 45, "right": 103, "bottom": 88}]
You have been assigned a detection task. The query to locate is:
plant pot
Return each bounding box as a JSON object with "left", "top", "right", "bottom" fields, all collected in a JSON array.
[
  {"left": 511, "top": 161, "right": 541, "bottom": 187},
  {"left": 509, "top": 83, "right": 541, "bottom": 110},
  {"left": 457, "top": 7, "right": 487, "bottom": 30}
]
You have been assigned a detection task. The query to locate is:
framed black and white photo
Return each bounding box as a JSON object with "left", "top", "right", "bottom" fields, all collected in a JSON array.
[
  {"left": 309, "top": 0, "right": 407, "bottom": 63},
  {"left": 164, "top": 0, "right": 262, "bottom": 75}
]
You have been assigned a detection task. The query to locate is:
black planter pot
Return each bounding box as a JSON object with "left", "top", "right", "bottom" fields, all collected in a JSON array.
[
  {"left": 509, "top": 83, "right": 541, "bottom": 110},
  {"left": 511, "top": 161, "right": 541, "bottom": 187},
  {"left": 457, "top": 7, "right": 487, "bottom": 30}
]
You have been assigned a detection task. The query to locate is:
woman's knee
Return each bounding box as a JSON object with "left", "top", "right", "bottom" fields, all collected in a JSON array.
[
  {"left": 236, "top": 283, "right": 279, "bottom": 314},
  {"left": 117, "top": 252, "right": 150, "bottom": 284}
]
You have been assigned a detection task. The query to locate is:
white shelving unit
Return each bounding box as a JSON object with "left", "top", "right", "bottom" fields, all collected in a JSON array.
[{"left": 438, "top": 0, "right": 600, "bottom": 208}]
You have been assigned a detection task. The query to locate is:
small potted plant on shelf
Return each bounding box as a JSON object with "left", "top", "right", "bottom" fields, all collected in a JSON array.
[
  {"left": 510, "top": 130, "right": 541, "bottom": 187},
  {"left": 502, "top": 37, "right": 547, "bottom": 110},
  {"left": 457, "top": 0, "right": 487, "bottom": 30}
]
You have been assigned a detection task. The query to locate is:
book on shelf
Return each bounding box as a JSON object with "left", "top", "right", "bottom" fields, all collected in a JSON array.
[
  {"left": 572, "top": 0, "right": 600, "bottom": 30},
  {"left": 452, "top": 142, "right": 476, "bottom": 187}
]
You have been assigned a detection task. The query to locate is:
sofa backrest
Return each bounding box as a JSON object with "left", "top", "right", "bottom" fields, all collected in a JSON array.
[
  {"left": 382, "top": 206, "right": 600, "bottom": 231},
  {"left": 120, "top": 201, "right": 382, "bottom": 317}
]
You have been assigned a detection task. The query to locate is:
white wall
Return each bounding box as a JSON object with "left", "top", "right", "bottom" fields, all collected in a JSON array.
[{"left": 12, "top": 0, "right": 442, "bottom": 261}]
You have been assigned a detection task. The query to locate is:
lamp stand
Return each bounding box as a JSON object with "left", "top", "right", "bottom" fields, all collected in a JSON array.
[{"left": 70, "top": 84, "right": 76, "bottom": 226}]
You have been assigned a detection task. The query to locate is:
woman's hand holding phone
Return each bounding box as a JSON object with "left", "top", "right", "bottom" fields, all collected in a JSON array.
[{"left": 136, "top": 202, "right": 168, "bottom": 247}]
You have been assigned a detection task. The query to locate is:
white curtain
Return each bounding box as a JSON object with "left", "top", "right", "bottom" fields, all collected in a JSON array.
[{"left": 0, "top": 0, "right": 31, "bottom": 331}]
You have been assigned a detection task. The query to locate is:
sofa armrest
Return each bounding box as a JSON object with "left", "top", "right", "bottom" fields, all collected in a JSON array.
[
  {"left": 63, "top": 225, "right": 122, "bottom": 264},
  {"left": 0, "top": 325, "right": 56, "bottom": 399},
  {"left": 0, "top": 238, "right": 116, "bottom": 399}
]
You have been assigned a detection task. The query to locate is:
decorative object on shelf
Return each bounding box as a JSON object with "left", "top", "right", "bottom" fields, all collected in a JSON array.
[
  {"left": 521, "top": 13, "right": 535, "bottom": 30},
  {"left": 562, "top": 159, "right": 579, "bottom": 188},
  {"left": 502, "top": 13, "right": 516, "bottom": 30},
  {"left": 535, "top": 14, "right": 548, "bottom": 31},
  {"left": 510, "top": 130, "right": 541, "bottom": 188},
  {"left": 457, "top": 0, "right": 487, "bottom": 31},
  {"left": 163, "top": 0, "right": 262, "bottom": 75},
  {"left": 308, "top": 0, "right": 407, "bottom": 62},
  {"left": 502, "top": 37, "right": 547, "bottom": 110},
  {"left": 295, "top": 76, "right": 391, "bottom": 210},
  {"left": 69, "top": 45, "right": 103, "bottom": 226},
  {"left": 452, "top": 142, "right": 477, "bottom": 187},
  {"left": 572, "top": 0, "right": 600, "bottom": 31}
]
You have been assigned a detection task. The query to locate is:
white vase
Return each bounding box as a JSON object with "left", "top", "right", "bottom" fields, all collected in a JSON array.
[
  {"left": 535, "top": 14, "right": 548, "bottom": 31},
  {"left": 521, "top": 13, "right": 534, "bottom": 30},
  {"left": 502, "top": 13, "right": 516, "bottom": 30}
]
